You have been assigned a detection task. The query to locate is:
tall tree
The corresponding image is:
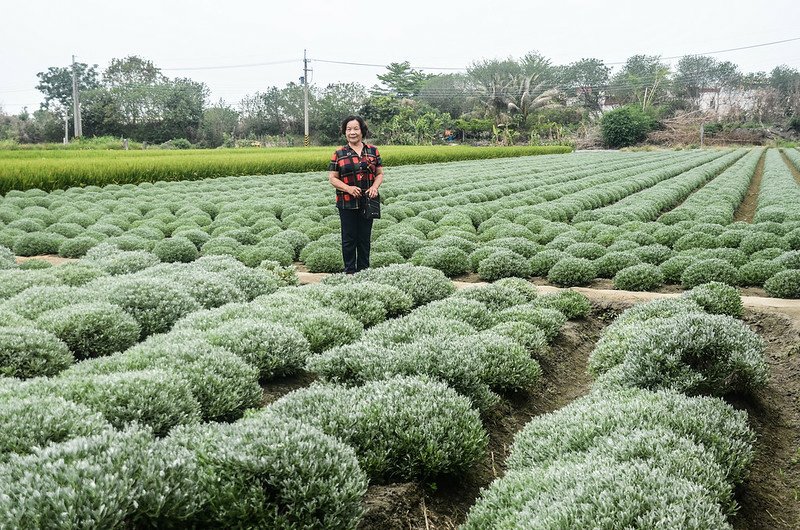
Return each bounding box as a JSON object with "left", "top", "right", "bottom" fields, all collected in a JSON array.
[
  {"left": 375, "top": 61, "right": 429, "bottom": 98},
  {"left": 609, "top": 55, "right": 671, "bottom": 109},
  {"left": 560, "top": 58, "right": 610, "bottom": 114},
  {"left": 769, "top": 65, "right": 800, "bottom": 118},
  {"left": 198, "top": 101, "right": 239, "bottom": 148},
  {"left": 36, "top": 62, "right": 100, "bottom": 111},
  {"left": 673, "top": 55, "right": 741, "bottom": 108},
  {"left": 312, "top": 82, "right": 367, "bottom": 145},
  {"left": 418, "top": 73, "right": 474, "bottom": 118}
]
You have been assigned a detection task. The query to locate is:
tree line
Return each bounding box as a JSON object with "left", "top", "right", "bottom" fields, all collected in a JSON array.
[{"left": 1, "top": 52, "right": 798, "bottom": 147}]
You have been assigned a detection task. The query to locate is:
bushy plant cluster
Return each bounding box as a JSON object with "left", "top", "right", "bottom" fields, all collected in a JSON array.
[
  {"left": 463, "top": 387, "right": 756, "bottom": 528},
  {"left": 267, "top": 376, "right": 487, "bottom": 479}
]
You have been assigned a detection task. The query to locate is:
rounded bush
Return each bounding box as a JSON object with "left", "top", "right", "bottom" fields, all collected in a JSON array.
[
  {"left": 206, "top": 319, "right": 310, "bottom": 379},
  {"left": 152, "top": 236, "right": 199, "bottom": 263},
  {"left": 613, "top": 263, "right": 664, "bottom": 291},
  {"left": 412, "top": 298, "right": 493, "bottom": 330},
  {"left": 49, "top": 262, "right": 108, "bottom": 287},
  {"left": 532, "top": 290, "right": 591, "bottom": 319},
  {"left": 528, "top": 249, "right": 566, "bottom": 277},
  {"left": 674, "top": 232, "right": 718, "bottom": 252},
  {"left": 268, "top": 376, "right": 487, "bottom": 479},
  {"left": 659, "top": 254, "right": 698, "bottom": 284},
  {"left": 680, "top": 259, "right": 739, "bottom": 288},
  {"left": 764, "top": 270, "right": 800, "bottom": 298},
  {"left": 632, "top": 243, "right": 673, "bottom": 265},
  {"left": 13, "top": 232, "right": 66, "bottom": 256},
  {"left": 494, "top": 276, "right": 539, "bottom": 301},
  {"left": 151, "top": 412, "right": 367, "bottom": 528},
  {"left": 18, "top": 259, "right": 52, "bottom": 270},
  {"left": 350, "top": 263, "right": 455, "bottom": 306},
  {"left": 58, "top": 237, "right": 98, "bottom": 258},
  {"left": 774, "top": 250, "right": 800, "bottom": 269},
  {"left": 36, "top": 302, "right": 141, "bottom": 359},
  {"left": 477, "top": 249, "right": 532, "bottom": 281},
  {"left": 3, "top": 285, "right": 91, "bottom": 320},
  {"left": 411, "top": 246, "right": 469, "bottom": 277},
  {"left": 496, "top": 305, "right": 566, "bottom": 342},
  {"left": 369, "top": 250, "right": 405, "bottom": 268},
  {"left": 239, "top": 244, "right": 293, "bottom": 267},
  {"left": 305, "top": 247, "right": 343, "bottom": 273},
  {"left": 594, "top": 251, "right": 641, "bottom": 278},
  {"left": 547, "top": 257, "right": 596, "bottom": 287},
  {"left": 683, "top": 282, "right": 743, "bottom": 317},
  {"left": 738, "top": 259, "right": 784, "bottom": 287},
  {"left": 739, "top": 232, "right": 784, "bottom": 255},
  {"left": 489, "top": 321, "right": 548, "bottom": 355},
  {"left": 95, "top": 276, "right": 201, "bottom": 338},
  {"left": 453, "top": 283, "right": 527, "bottom": 312},
  {"left": 0, "top": 327, "right": 73, "bottom": 378}
]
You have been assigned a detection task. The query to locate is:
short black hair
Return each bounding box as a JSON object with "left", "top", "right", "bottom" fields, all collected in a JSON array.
[{"left": 340, "top": 115, "right": 369, "bottom": 138}]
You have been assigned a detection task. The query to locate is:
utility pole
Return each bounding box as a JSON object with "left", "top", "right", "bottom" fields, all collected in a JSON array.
[
  {"left": 71, "top": 55, "right": 82, "bottom": 138},
  {"left": 303, "top": 49, "right": 309, "bottom": 147}
]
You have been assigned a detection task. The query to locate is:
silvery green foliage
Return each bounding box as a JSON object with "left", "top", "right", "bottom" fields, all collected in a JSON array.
[
  {"left": 660, "top": 255, "right": 699, "bottom": 283},
  {"left": 152, "top": 236, "right": 199, "bottom": 263},
  {"left": 0, "top": 269, "right": 61, "bottom": 300},
  {"left": 764, "top": 269, "right": 800, "bottom": 298},
  {"left": 738, "top": 259, "right": 785, "bottom": 287},
  {"left": 462, "top": 457, "right": 730, "bottom": 530},
  {"left": 269, "top": 376, "right": 486, "bottom": 479},
  {"left": 2, "top": 285, "right": 92, "bottom": 320},
  {"left": 35, "top": 302, "right": 141, "bottom": 359},
  {"left": 494, "top": 276, "right": 539, "bottom": 302},
  {"left": 453, "top": 283, "right": 528, "bottom": 312},
  {"left": 206, "top": 319, "right": 310, "bottom": 379},
  {"left": 259, "top": 260, "right": 300, "bottom": 287},
  {"left": 0, "top": 394, "right": 110, "bottom": 461},
  {"left": 13, "top": 231, "right": 66, "bottom": 256},
  {"left": 18, "top": 258, "right": 52, "bottom": 270},
  {"left": 531, "top": 290, "right": 591, "bottom": 319},
  {"left": 681, "top": 258, "right": 740, "bottom": 288},
  {"left": 0, "top": 426, "right": 153, "bottom": 530},
  {"left": 528, "top": 249, "right": 566, "bottom": 276},
  {"left": 593, "top": 250, "right": 642, "bottom": 278},
  {"left": 0, "top": 327, "right": 73, "bottom": 378},
  {"left": 0, "top": 308, "right": 32, "bottom": 328},
  {"left": 613, "top": 263, "right": 665, "bottom": 291},
  {"left": 547, "top": 256, "right": 597, "bottom": 287},
  {"left": 83, "top": 243, "right": 161, "bottom": 275},
  {"left": 597, "top": 312, "right": 767, "bottom": 395},
  {"left": 91, "top": 276, "right": 200, "bottom": 339},
  {"left": 476, "top": 249, "right": 532, "bottom": 281},
  {"left": 362, "top": 314, "right": 474, "bottom": 346},
  {"left": 35, "top": 369, "right": 201, "bottom": 436},
  {"left": 142, "top": 263, "right": 246, "bottom": 309},
  {"left": 411, "top": 298, "right": 494, "bottom": 330},
  {"left": 67, "top": 330, "right": 261, "bottom": 422},
  {"left": 192, "top": 254, "right": 279, "bottom": 300},
  {"left": 57, "top": 236, "right": 99, "bottom": 258},
  {"left": 357, "top": 281, "right": 413, "bottom": 318},
  {"left": 346, "top": 263, "right": 455, "bottom": 306},
  {"left": 496, "top": 305, "right": 567, "bottom": 342},
  {"left": 305, "top": 247, "right": 344, "bottom": 273},
  {"left": 410, "top": 245, "right": 470, "bottom": 277},
  {"left": 49, "top": 261, "right": 109, "bottom": 286},
  {"left": 683, "top": 282, "right": 744, "bottom": 317},
  {"left": 588, "top": 298, "right": 705, "bottom": 377},
  {"left": 488, "top": 321, "right": 548, "bottom": 356},
  {"left": 508, "top": 388, "right": 755, "bottom": 486},
  {"left": 0, "top": 245, "right": 15, "bottom": 269},
  {"left": 304, "top": 284, "right": 388, "bottom": 327},
  {"left": 149, "top": 412, "right": 367, "bottom": 529}
]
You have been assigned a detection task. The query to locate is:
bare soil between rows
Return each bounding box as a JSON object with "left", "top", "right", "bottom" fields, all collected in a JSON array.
[{"left": 733, "top": 150, "right": 766, "bottom": 223}]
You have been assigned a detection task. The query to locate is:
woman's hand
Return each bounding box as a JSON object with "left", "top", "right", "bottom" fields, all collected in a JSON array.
[
  {"left": 348, "top": 186, "right": 362, "bottom": 198},
  {"left": 366, "top": 186, "right": 379, "bottom": 199}
]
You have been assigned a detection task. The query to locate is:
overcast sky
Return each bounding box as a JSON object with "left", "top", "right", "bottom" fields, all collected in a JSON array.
[{"left": 1, "top": 0, "right": 798, "bottom": 113}]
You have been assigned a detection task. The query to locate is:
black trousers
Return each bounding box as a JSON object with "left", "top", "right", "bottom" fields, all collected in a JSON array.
[{"left": 339, "top": 208, "right": 373, "bottom": 274}]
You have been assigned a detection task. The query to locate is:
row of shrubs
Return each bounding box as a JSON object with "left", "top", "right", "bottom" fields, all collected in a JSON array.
[
  {"left": 463, "top": 283, "right": 765, "bottom": 527},
  {"left": 0, "top": 265, "right": 470, "bottom": 528}
]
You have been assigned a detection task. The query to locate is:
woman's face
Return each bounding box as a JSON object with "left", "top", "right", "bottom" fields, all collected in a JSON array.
[{"left": 345, "top": 120, "right": 363, "bottom": 144}]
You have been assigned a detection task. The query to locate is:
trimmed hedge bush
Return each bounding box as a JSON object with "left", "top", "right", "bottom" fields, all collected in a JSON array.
[
  {"left": 683, "top": 282, "right": 744, "bottom": 317},
  {"left": 680, "top": 259, "right": 739, "bottom": 288},
  {"left": 613, "top": 263, "right": 664, "bottom": 291},
  {"left": 268, "top": 376, "right": 487, "bottom": 479},
  {"left": 152, "top": 236, "right": 199, "bottom": 263},
  {"left": 594, "top": 251, "right": 641, "bottom": 278},
  {"left": 0, "top": 327, "right": 73, "bottom": 378},
  {"left": 532, "top": 290, "right": 591, "bottom": 319},
  {"left": 764, "top": 269, "right": 800, "bottom": 298},
  {"left": 547, "top": 257, "right": 596, "bottom": 287}
]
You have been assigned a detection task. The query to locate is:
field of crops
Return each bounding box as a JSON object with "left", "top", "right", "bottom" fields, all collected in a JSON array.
[
  {"left": 0, "top": 144, "right": 571, "bottom": 193},
  {"left": 1, "top": 148, "right": 799, "bottom": 528}
]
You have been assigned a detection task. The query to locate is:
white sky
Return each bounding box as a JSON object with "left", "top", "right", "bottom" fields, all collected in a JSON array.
[{"left": 1, "top": 0, "right": 798, "bottom": 113}]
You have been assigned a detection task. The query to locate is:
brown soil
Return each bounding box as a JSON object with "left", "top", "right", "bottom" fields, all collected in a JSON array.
[
  {"left": 734, "top": 150, "right": 766, "bottom": 222},
  {"left": 15, "top": 254, "right": 77, "bottom": 266}
]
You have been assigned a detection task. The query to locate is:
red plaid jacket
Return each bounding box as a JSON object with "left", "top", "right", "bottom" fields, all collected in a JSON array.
[{"left": 328, "top": 144, "right": 382, "bottom": 209}]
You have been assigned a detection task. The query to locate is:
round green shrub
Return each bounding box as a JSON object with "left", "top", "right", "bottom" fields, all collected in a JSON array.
[
  {"left": 36, "top": 302, "right": 141, "bottom": 359},
  {"left": 13, "top": 232, "right": 66, "bottom": 256},
  {"left": 739, "top": 232, "right": 785, "bottom": 255},
  {"left": 46, "top": 370, "right": 201, "bottom": 436},
  {"left": 564, "top": 242, "right": 606, "bottom": 260},
  {"left": 46, "top": 222, "right": 84, "bottom": 238},
  {"left": 528, "top": 249, "right": 566, "bottom": 277},
  {"left": 206, "top": 319, "right": 310, "bottom": 379},
  {"left": 477, "top": 249, "right": 532, "bottom": 281},
  {"left": 0, "top": 327, "right": 73, "bottom": 378},
  {"left": 681, "top": 258, "right": 739, "bottom": 288},
  {"left": 738, "top": 259, "right": 784, "bottom": 287},
  {"left": 349, "top": 263, "right": 455, "bottom": 306},
  {"left": 412, "top": 298, "right": 493, "bottom": 330},
  {"left": 17, "top": 259, "right": 51, "bottom": 270},
  {"left": 613, "top": 263, "right": 664, "bottom": 291},
  {"left": 94, "top": 276, "right": 201, "bottom": 338},
  {"left": 0, "top": 269, "right": 62, "bottom": 300},
  {"left": 3, "top": 285, "right": 91, "bottom": 320},
  {"left": 600, "top": 105, "right": 657, "bottom": 148},
  {"left": 152, "top": 236, "right": 199, "bottom": 263},
  {"left": 659, "top": 254, "right": 698, "bottom": 284},
  {"left": 268, "top": 376, "right": 487, "bottom": 479},
  {"left": 764, "top": 270, "right": 800, "bottom": 298},
  {"left": 453, "top": 283, "right": 527, "bottom": 312},
  {"left": 494, "top": 276, "right": 539, "bottom": 301},
  {"left": 547, "top": 257, "right": 597, "bottom": 287},
  {"left": 683, "top": 282, "right": 743, "bottom": 317},
  {"left": 674, "top": 232, "right": 718, "bottom": 252},
  {"left": 775, "top": 250, "right": 800, "bottom": 269},
  {"left": 496, "top": 305, "right": 566, "bottom": 342},
  {"left": 150, "top": 412, "right": 367, "bottom": 528},
  {"left": 239, "top": 244, "right": 293, "bottom": 267},
  {"left": 49, "top": 262, "right": 108, "bottom": 287},
  {"left": 411, "top": 246, "right": 469, "bottom": 277},
  {"left": 305, "top": 247, "right": 344, "bottom": 273},
  {"left": 532, "top": 290, "right": 591, "bottom": 319},
  {"left": 0, "top": 394, "right": 110, "bottom": 460},
  {"left": 58, "top": 237, "right": 98, "bottom": 258},
  {"left": 632, "top": 243, "right": 673, "bottom": 265},
  {"left": 370, "top": 250, "right": 405, "bottom": 268},
  {"left": 593, "top": 251, "right": 641, "bottom": 278},
  {"left": 488, "top": 321, "right": 548, "bottom": 355}
]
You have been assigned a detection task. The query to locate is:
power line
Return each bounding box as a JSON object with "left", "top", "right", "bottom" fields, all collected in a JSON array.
[
  {"left": 162, "top": 59, "right": 299, "bottom": 71},
  {"left": 311, "top": 58, "right": 465, "bottom": 71}
]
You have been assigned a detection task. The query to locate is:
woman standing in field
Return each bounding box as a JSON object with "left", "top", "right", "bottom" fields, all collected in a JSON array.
[{"left": 328, "top": 115, "right": 383, "bottom": 274}]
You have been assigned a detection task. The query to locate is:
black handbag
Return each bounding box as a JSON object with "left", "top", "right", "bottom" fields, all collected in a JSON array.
[{"left": 360, "top": 193, "right": 381, "bottom": 219}]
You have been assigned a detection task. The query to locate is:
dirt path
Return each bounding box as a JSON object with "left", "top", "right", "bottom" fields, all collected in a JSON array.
[
  {"left": 734, "top": 149, "right": 766, "bottom": 223},
  {"left": 780, "top": 149, "right": 800, "bottom": 185}
]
